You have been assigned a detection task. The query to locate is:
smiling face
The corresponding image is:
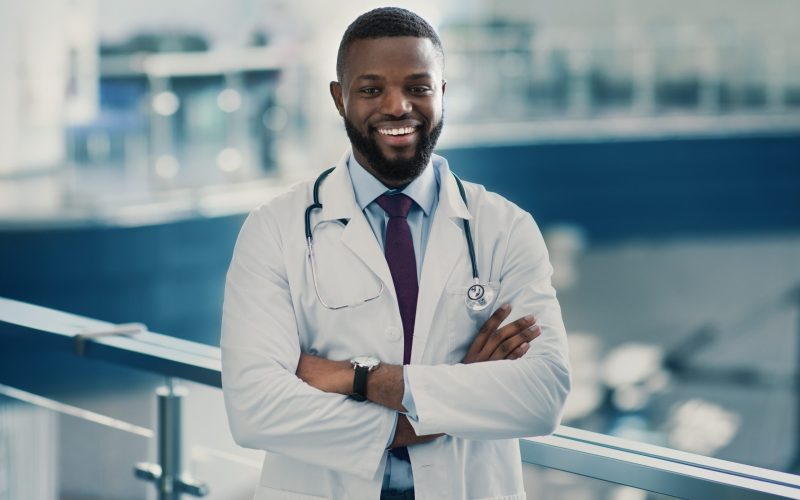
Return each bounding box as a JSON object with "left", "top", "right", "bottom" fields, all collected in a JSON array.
[{"left": 330, "top": 36, "right": 446, "bottom": 187}]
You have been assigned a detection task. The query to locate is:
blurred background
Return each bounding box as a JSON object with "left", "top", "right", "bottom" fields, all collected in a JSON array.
[{"left": 1, "top": 0, "right": 799, "bottom": 498}]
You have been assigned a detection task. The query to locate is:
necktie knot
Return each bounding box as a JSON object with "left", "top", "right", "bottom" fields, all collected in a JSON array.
[{"left": 376, "top": 193, "right": 414, "bottom": 218}]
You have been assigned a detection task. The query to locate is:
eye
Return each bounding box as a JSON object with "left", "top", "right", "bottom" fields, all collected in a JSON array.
[
  {"left": 359, "top": 87, "right": 381, "bottom": 96},
  {"left": 409, "top": 86, "right": 432, "bottom": 94}
]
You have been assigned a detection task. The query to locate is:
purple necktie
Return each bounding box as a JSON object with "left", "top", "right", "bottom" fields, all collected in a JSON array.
[
  {"left": 377, "top": 194, "right": 416, "bottom": 464},
  {"left": 376, "top": 193, "right": 418, "bottom": 365}
]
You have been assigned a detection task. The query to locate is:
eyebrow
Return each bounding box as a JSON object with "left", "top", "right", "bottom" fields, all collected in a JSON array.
[
  {"left": 353, "top": 72, "right": 435, "bottom": 82},
  {"left": 355, "top": 74, "right": 384, "bottom": 82}
]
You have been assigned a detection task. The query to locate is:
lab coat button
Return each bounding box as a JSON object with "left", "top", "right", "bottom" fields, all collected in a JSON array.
[{"left": 387, "top": 326, "right": 401, "bottom": 340}]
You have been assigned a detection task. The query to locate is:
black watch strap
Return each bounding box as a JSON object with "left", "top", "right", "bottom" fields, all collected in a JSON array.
[{"left": 351, "top": 365, "right": 369, "bottom": 402}]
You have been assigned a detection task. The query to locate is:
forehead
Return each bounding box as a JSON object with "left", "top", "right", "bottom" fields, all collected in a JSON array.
[{"left": 342, "top": 36, "right": 442, "bottom": 82}]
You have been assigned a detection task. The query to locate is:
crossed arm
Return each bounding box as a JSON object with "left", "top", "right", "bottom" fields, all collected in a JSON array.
[
  {"left": 295, "top": 304, "right": 541, "bottom": 448},
  {"left": 222, "top": 207, "right": 569, "bottom": 477}
]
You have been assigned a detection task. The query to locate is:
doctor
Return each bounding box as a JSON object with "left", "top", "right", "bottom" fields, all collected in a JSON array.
[{"left": 221, "top": 7, "right": 570, "bottom": 500}]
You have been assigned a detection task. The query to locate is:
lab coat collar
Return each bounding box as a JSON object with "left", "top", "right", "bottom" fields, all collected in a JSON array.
[
  {"left": 315, "top": 150, "right": 361, "bottom": 223},
  {"left": 433, "top": 154, "right": 473, "bottom": 222},
  {"left": 318, "top": 150, "right": 471, "bottom": 222}
]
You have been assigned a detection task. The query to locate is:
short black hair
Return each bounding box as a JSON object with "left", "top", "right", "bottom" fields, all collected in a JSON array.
[{"left": 336, "top": 7, "right": 444, "bottom": 82}]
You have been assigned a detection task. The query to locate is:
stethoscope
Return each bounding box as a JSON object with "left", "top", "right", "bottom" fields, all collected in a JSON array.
[{"left": 305, "top": 167, "right": 496, "bottom": 312}]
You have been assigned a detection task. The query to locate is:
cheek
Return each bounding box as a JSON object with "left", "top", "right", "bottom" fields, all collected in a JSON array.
[
  {"left": 422, "top": 99, "right": 443, "bottom": 123},
  {"left": 427, "top": 109, "right": 443, "bottom": 128},
  {"left": 345, "top": 105, "right": 370, "bottom": 125}
]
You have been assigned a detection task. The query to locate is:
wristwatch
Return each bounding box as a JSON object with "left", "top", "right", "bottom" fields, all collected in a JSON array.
[{"left": 350, "top": 355, "right": 381, "bottom": 402}]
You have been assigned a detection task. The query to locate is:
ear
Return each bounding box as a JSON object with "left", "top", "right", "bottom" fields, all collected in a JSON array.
[
  {"left": 329, "top": 81, "right": 345, "bottom": 118},
  {"left": 441, "top": 79, "right": 447, "bottom": 96}
]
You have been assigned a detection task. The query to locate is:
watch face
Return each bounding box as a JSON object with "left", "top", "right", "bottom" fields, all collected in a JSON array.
[{"left": 351, "top": 355, "right": 380, "bottom": 370}]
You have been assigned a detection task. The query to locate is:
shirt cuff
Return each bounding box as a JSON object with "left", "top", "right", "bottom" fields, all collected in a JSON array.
[
  {"left": 402, "top": 366, "right": 418, "bottom": 420},
  {"left": 386, "top": 411, "right": 399, "bottom": 449}
]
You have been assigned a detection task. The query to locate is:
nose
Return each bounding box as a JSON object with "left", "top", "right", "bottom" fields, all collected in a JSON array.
[{"left": 381, "top": 88, "right": 412, "bottom": 117}]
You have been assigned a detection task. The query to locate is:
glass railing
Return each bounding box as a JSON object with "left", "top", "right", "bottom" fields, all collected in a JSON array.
[{"left": 1, "top": 296, "right": 799, "bottom": 500}]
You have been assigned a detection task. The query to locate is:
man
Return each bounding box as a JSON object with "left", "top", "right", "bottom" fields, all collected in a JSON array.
[{"left": 221, "top": 7, "right": 570, "bottom": 500}]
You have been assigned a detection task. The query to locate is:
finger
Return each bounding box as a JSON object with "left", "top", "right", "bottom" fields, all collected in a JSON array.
[
  {"left": 495, "top": 315, "right": 537, "bottom": 342},
  {"left": 490, "top": 325, "right": 537, "bottom": 360},
  {"left": 480, "top": 314, "right": 535, "bottom": 358},
  {"left": 465, "top": 304, "right": 512, "bottom": 360},
  {"left": 478, "top": 304, "right": 513, "bottom": 336},
  {"left": 507, "top": 326, "right": 541, "bottom": 360},
  {"left": 508, "top": 342, "right": 530, "bottom": 360},
  {"left": 491, "top": 323, "right": 541, "bottom": 361}
]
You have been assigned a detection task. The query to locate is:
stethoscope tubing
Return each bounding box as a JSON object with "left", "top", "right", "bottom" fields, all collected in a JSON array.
[
  {"left": 452, "top": 172, "right": 480, "bottom": 281},
  {"left": 305, "top": 166, "right": 335, "bottom": 240},
  {"left": 305, "top": 166, "right": 490, "bottom": 310}
]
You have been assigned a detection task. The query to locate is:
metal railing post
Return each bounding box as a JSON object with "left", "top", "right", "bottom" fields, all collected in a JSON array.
[{"left": 135, "top": 379, "right": 208, "bottom": 499}]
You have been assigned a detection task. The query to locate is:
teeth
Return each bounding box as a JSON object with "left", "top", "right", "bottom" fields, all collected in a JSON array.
[{"left": 379, "top": 127, "right": 415, "bottom": 136}]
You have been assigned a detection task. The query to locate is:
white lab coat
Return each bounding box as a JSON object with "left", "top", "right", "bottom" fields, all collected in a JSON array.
[{"left": 221, "top": 152, "right": 571, "bottom": 500}]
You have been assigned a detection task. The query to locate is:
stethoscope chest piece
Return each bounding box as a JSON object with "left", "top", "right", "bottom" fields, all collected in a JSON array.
[{"left": 465, "top": 281, "right": 495, "bottom": 311}]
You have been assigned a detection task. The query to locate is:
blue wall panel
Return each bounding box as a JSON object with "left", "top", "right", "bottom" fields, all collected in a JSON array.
[
  {"left": 0, "top": 214, "right": 246, "bottom": 345},
  {"left": 440, "top": 134, "right": 800, "bottom": 242}
]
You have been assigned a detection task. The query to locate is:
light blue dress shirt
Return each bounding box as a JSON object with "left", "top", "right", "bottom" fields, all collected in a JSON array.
[{"left": 348, "top": 153, "right": 439, "bottom": 492}]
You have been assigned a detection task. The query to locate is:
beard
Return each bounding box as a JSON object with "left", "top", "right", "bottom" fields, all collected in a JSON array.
[{"left": 343, "top": 115, "right": 444, "bottom": 185}]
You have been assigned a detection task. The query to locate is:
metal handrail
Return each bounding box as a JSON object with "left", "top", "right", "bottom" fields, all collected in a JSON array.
[
  {"left": 0, "top": 297, "right": 221, "bottom": 387},
  {"left": 2, "top": 296, "right": 800, "bottom": 499}
]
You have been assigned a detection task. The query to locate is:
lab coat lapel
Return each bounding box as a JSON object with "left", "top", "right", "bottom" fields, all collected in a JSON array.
[
  {"left": 412, "top": 165, "right": 473, "bottom": 364},
  {"left": 317, "top": 154, "right": 396, "bottom": 302}
]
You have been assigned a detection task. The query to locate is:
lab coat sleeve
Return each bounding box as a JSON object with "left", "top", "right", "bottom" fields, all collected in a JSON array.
[
  {"left": 221, "top": 206, "right": 396, "bottom": 480},
  {"left": 405, "top": 211, "right": 571, "bottom": 439}
]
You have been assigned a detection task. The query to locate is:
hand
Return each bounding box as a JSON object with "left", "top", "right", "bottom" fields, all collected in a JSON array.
[
  {"left": 390, "top": 414, "right": 443, "bottom": 448},
  {"left": 462, "top": 304, "right": 540, "bottom": 364},
  {"left": 296, "top": 353, "right": 352, "bottom": 394}
]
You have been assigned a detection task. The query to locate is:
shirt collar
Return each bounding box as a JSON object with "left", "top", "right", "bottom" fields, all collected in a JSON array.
[{"left": 347, "top": 152, "right": 438, "bottom": 216}]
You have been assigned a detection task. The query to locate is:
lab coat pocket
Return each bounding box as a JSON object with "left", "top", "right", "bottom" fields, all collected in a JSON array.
[
  {"left": 253, "top": 485, "right": 327, "bottom": 500},
  {"left": 445, "top": 282, "right": 499, "bottom": 364}
]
